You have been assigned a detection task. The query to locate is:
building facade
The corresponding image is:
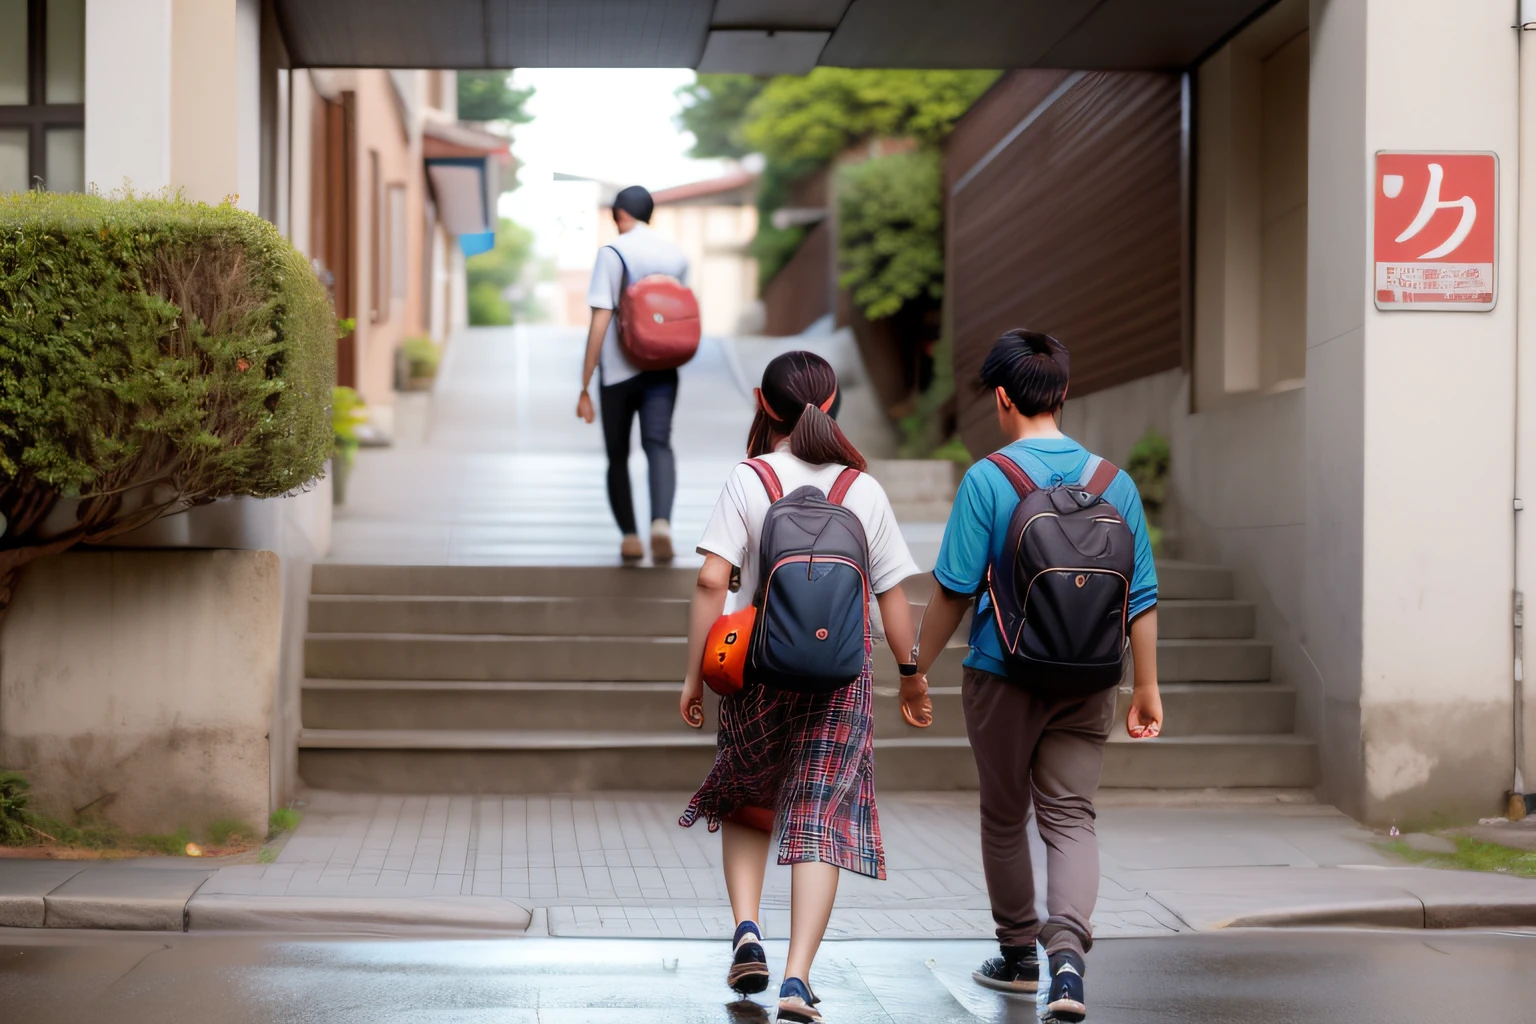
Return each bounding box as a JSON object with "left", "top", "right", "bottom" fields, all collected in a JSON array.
[{"left": 945, "top": 0, "right": 1536, "bottom": 825}]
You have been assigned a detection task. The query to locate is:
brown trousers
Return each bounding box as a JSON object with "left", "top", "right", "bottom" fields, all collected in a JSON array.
[{"left": 962, "top": 666, "right": 1115, "bottom": 957}]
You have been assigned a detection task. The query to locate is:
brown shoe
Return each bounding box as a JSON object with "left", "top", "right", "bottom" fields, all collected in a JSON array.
[
  {"left": 621, "top": 534, "right": 644, "bottom": 560},
  {"left": 650, "top": 520, "right": 674, "bottom": 562}
]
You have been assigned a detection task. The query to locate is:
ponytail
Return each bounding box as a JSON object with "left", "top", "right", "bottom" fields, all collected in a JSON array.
[
  {"left": 745, "top": 350, "right": 866, "bottom": 470},
  {"left": 787, "top": 402, "right": 866, "bottom": 471}
]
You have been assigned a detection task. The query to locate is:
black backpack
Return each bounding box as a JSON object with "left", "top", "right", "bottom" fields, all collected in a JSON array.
[
  {"left": 985, "top": 451, "right": 1135, "bottom": 698},
  {"left": 744, "top": 459, "right": 871, "bottom": 693}
]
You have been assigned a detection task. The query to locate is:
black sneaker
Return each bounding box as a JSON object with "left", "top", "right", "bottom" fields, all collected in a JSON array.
[
  {"left": 728, "top": 920, "right": 770, "bottom": 995},
  {"left": 971, "top": 945, "right": 1040, "bottom": 993},
  {"left": 776, "top": 977, "right": 822, "bottom": 1023},
  {"left": 1043, "top": 951, "right": 1087, "bottom": 1022}
]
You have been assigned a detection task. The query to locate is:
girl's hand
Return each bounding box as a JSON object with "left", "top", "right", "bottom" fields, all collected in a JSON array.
[
  {"left": 680, "top": 676, "right": 704, "bottom": 729},
  {"left": 1127, "top": 685, "right": 1163, "bottom": 739},
  {"left": 899, "top": 673, "right": 932, "bottom": 729}
]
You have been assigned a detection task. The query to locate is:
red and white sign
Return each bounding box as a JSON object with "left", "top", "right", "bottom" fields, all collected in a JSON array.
[{"left": 1374, "top": 152, "right": 1498, "bottom": 311}]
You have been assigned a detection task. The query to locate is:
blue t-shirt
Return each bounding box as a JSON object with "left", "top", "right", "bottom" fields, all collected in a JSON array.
[{"left": 933, "top": 436, "right": 1159, "bottom": 676}]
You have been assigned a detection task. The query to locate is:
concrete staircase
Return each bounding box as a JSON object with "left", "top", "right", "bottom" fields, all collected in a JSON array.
[{"left": 298, "top": 562, "right": 1317, "bottom": 793}]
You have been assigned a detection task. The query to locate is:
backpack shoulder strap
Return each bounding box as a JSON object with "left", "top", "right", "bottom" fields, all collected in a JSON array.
[
  {"left": 985, "top": 453, "right": 1037, "bottom": 499},
  {"left": 603, "top": 244, "right": 630, "bottom": 292},
  {"left": 745, "top": 459, "right": 783, "bottom": 502},
  {"left": 827, "top": 467, "right": 860, "bottom": 505},
  {"left": 1078, "top": 455, "right": 1120, "bottom": 498}
]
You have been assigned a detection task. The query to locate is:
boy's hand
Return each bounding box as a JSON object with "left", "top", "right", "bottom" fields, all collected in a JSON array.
[
  {"left": 1127, "top": 685, "right": 1163, "bottom": 739},
  {"left": 900, "top": 673, "right": 932, "bottom": 729},
  {"left": 576, "top": 390, "right": 595, "bottom": 424},
  {"left": 680, "top": 676, "right": 704, "bottom": 729}
]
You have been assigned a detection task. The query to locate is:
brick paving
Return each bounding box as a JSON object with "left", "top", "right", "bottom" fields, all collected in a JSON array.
[{"left": 199, "top": 791, "right": 1389, "bottom": 940}]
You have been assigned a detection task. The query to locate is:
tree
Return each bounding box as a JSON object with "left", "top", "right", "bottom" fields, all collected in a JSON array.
[
  {"left": 675, "top": 74, "right": 767, "bottom": 159},
  {"left": 741, "top": 69, "right": 997, "bottom": 165},
  {"left": 457, "top": 71, "right": 535, "bottom": 124},
  {"left": 465, "top": 218, "right": 536, "bottom": 326},
  {"left": 837, "top": 150, "right": 945, "bottom": 321}
]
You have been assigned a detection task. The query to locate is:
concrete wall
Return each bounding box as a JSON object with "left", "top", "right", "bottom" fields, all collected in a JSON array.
[
  {"left": 85, "top": 0, "right": 172, "bottom": 192},
  {"left": 1307, "top": 0, "right": 1521, "bottom": 824},
  {"left": 0, "top": 551, "right": 282, "bottom": 834},
  {"left": 1060, "top": 369, "right": 1315, "bottom": 744}
]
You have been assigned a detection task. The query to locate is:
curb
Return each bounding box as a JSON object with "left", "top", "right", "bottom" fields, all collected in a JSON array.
[
  {"left": 1224, "top": 901, "right": 1536, "bottom": 930},
  {"left": 185, "top": 894, "right": 534, "bottom": 934}
]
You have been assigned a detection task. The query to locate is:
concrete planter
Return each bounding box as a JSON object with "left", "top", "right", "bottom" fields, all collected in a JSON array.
[{"left": 331, "top": 455, "right": 352, "bottom": 506}]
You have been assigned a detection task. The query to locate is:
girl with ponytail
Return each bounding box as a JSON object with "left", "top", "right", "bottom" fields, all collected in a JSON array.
[{"left": 679, "top": 351, "right": 928, "bottom": 1022}]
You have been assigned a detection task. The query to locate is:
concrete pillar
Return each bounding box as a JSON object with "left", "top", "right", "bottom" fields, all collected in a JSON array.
[
  {"left": 85, "top": 0, "right": 173, "bottom": 191},
  {"left": 1307, "top": 0, "right": 1520, "bottom": 824}
]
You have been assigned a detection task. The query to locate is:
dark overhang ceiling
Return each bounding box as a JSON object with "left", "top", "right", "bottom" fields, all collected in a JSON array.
[{"left": 273, "top": 0, "right": 1277, "bottom": 72}]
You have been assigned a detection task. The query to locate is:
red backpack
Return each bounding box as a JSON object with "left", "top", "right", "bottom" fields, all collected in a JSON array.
[{"left": 606, "top": 245, "right": 700, "bottom": 371}]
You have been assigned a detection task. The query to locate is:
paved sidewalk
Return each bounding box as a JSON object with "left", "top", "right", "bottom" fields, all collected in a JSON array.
[{"left": 6, "top": 791, "right": 1536, "bottom": 934}]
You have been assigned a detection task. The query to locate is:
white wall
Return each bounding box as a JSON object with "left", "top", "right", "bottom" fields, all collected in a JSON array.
[{"left": 84, "top": 0, "right": 172, "bottom": 192}]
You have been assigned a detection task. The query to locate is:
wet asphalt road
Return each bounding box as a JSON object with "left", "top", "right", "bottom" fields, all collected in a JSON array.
[{"left": 2, "top": 930, "right": 1534, "bottom": 1023}]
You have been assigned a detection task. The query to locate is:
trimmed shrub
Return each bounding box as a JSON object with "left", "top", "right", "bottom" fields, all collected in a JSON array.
[{"left": 0, "top": 191, "right": 336, "bottom": 609}]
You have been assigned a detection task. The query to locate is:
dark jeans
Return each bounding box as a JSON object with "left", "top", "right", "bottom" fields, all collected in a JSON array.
[{"left": 599, "top": 369, "right": 678, "bottom": 536}]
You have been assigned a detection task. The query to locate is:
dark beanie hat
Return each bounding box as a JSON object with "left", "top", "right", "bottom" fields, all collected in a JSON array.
[{"left": 612, "top": 185, "right": 654, "bottom": 224}]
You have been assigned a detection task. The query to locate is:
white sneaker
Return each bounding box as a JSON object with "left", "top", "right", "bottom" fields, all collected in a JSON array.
[
  {"left": 620, "top": 534, "right": 644, "bottom": 560},
  {"left": 650, "top": 519, "right": 674, "bottom": 562}
]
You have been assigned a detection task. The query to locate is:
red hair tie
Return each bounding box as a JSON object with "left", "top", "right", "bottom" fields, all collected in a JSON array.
[{"left": 754, "top": 387, "right": 838, "bottom": 422}]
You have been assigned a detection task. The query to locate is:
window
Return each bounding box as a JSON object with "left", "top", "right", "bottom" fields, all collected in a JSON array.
[
  {"left": 0, "top": 0, "right": 85, "bottom": 194},
  {"left": 369, "top": 149, "right": 382, "bottom": 323},
  {"left": 389, "top": 183, "right": 407, "bottom": 302}
]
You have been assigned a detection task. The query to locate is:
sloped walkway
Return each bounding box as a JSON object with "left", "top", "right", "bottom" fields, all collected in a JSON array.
[{"left": 331, "top": 324, "right": 939, "bottom": 567}]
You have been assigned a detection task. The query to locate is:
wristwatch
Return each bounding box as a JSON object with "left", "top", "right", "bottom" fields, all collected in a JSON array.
[{"left": 898, "top": 663, "right": 919, "bottom": 677}]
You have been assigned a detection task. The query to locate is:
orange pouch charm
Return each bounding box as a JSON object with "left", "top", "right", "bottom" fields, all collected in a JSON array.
[{"left": 702, "top": 606, "right": 756, "bottom": 697}]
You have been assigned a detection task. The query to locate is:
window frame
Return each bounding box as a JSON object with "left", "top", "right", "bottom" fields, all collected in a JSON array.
[{"left": 0, "top": 0, "right": 86, "bottom": 189}]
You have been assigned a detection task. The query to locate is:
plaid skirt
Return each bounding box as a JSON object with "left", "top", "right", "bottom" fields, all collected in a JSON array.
[{"left": 679, "top": 659, "right": 885, "bottom": 880}]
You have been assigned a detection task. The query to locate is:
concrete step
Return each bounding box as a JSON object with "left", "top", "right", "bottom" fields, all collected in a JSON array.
[
  {"left": 1156, "top": 639, "right": 1270, "bottom": 682},
  {"left": 311, "top": 564, "right": 696, "bottom": 599},
  {"left": 302, "top": 680, "right": 1294, "bottom": 738},
  {"left": 1102, "top": 735, "right": 1318, "bottom": 788},
  {"left": 305, "top": 675, "right": 1290, "bottom": 739},
  {"left": 305, "top": 633, "right": 1267, "bottom": 685},
  {"left": 1157, "top": 562, "right": 1235, "bottom": 601},
  {"left": 1112, "top": 683, "right": 1295, "bottom": 736},
  {"left": 308, "top": 594, "right": 690, "bottom": 636},
  {"left": 1157, "top": 600, "right": 1255, "bottom": 639},
  {"left": 294, "top": 730, "right": 1317, "bottom": 792}
]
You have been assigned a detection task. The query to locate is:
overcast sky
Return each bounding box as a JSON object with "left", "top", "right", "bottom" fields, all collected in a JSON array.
[{"left": 499, "top": 68, "right": 730, "bottom": 261}]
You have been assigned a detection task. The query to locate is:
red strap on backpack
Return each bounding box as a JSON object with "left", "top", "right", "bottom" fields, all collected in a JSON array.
[
  {"left": 985, "top": 453, "right": 1037, "bottom": 498},
  {"left": 1081, "top": 458, "right": 1120, "bottom": 497},
  {"left": 827, "top": 467, "right": 860, "bottom": 505},
  {"left": 987, "top": 453, "right": 1120, "bottom": 498},
  {"left": 745, "top": 459, "right": 783, "bottom": 502}
]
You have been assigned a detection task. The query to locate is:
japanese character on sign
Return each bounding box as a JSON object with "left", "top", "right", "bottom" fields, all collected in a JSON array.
[{"left": 1374, "top": 152, "right": 1498, "bottom": 311}]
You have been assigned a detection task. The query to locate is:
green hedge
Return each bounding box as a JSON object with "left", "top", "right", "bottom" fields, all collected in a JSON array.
[
  {"left": 0, "top": 191, "right": 335, "bottom": 602},
  {"left": 837, "top": 150, "right": 945, "bottom": 321}
]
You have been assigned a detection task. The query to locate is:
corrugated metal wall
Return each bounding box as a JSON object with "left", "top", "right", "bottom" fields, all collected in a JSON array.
[{"left": 946, "top": 70, "right": 1186, "bottom": 454}]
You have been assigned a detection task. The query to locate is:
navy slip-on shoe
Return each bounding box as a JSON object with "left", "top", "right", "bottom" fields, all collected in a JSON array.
[
  {"left": 728, "top": 920, "right": 770, "bottom": 995},
  {"left": 1043, "top": 951, "right": 1087, "bottom": 1022},
  {"left": 776, "top": 977, "right": 822, "bottom": 1024}
]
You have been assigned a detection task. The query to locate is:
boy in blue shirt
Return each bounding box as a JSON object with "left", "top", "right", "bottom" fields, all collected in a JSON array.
[{"left": 912, "top": 330, "right": 1163, "bottom": 1023}]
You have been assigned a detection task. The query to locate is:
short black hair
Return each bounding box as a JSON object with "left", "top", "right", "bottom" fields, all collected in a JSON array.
[
  {"left": 612, "top": 185, "right": 654, "bottom": 224},
  {"left": 980, "top": 329, "right": 1070, "bottom": 416}
]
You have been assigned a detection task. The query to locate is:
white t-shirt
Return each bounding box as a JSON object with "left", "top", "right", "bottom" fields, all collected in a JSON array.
[
  {"left": 697, "top": 449, "right": 922, "bottom": 615},
  {"left": 586, "top": 222, "right": 691, "bottom": 386}
]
